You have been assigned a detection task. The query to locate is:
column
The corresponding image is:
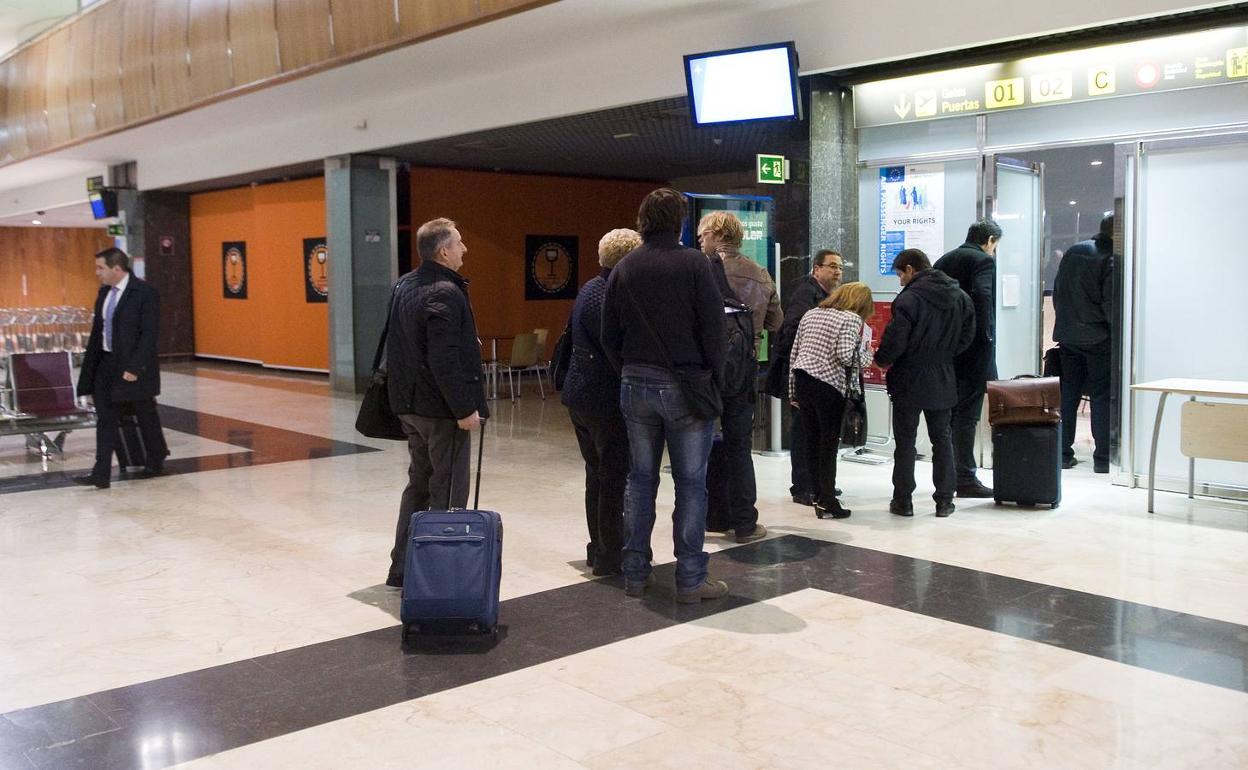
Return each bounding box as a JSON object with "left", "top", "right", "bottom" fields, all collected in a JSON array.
[
  {"left": 808, "top": 79, "right": 860, "bottom": 282},
  {"left": 325, "top": 155, "right": 398, "bottom": 393}
]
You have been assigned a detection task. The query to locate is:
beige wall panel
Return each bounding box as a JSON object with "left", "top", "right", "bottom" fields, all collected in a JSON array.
[
  {"left": 91, "top": 2, "right": 126, "bottom": 131},
  {"left": 397, "top": 0, "right": 475, "bottom": 38},
  {"left": 43, "top": 29, "right": 73, "bottom": 147},
  {"left": 328, "top": 0, "right": 396, "bottom": 56},
  {"left": 66, "top": 14, "right": 97, "bottom": 139},
  {"left": 152, "top": 0, "right": 193, "bottom": 113},
  {"left": 0, "top": 62, "right": 11, "bottom": 162},
  {"left": 6, "top": 58, "right": 28, "bottom": 159},
  {"left": 120, "top": 0, "right": 158, "bottom": 122},
  {"left": 189, "top": 0, "right": 233, "bottom": 100},
  {"left": 275, "top": 0, "right": 332, "bottom": 72},
  {"left": 20, "top": 42, "right": 51, "bottom": 154},
  {"left": 229, "top": 0, "right": 279, "bottom": 86}
]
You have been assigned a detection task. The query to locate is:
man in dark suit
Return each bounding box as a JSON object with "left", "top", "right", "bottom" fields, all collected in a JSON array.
[
  {"left": 933, "top": 219, "right": 1002, "bottom": 498},
  {"left": 74, "top": 247, "right": 169, "bottom": 489}
]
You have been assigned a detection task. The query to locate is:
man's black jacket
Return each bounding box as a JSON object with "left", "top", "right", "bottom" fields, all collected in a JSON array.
[
  {"left": 386, "top": 260, "right": 489, "bottom": 420},
  {"left": 875, "top": 269, "right": 976, "bottom": 410},
  {"left": 601, "top": 232, "right": 725, "bottom": 384},
  {"left": 933, "top": 242, "right": 995, "bottom": 383},
  {"left": 77, "top": 277, "right": 161, "bottom": 402},
  {"left": 1053, "top": 234, "right": 1113, "bottom": 349}
]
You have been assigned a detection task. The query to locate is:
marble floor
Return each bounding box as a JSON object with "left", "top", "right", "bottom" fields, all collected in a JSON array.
[{"left": 1, "top": 362, "right": 1245, "bottom": 769}]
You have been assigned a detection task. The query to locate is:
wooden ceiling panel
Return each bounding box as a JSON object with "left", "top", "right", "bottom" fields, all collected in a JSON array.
[
  {"left": 90, "top": 1, "right": 126, "bottom": 131},
  {"left": 120, "top": 0, "right": 159, "bottom": 122},
  {"left": 397, "top": 0, "right": 475, "bottom": 38},
  {"left": 275, "top": 0, "right": 332, "bottom": 73},
  {"left": 43, "top": 29, "right": 73, "bottom": 147},
  {"left": 328, "top": 0, "right": 396, "bottom": 57},
  {"left": 66, "top": 10, "right": 97, "bottom": 138},
  {"left": 229, "top": 0, "right": 280, "bottom": 86},
  {"left": 152, "top": 0, "right": 194, "bottom": 113},
  {"left": 188, "top": 0, "right": 233, "bottom": 100}
]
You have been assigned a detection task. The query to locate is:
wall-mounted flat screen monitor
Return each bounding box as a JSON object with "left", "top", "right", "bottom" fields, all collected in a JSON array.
[
  {"left": 88, "top": 189, "right": 117, "bottom": 219},
  {"left": 684, "top": 42, "right": 801, "bottom": 127}
]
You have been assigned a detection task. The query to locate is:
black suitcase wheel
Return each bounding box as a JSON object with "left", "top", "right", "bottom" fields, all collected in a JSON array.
[
  {"left": 401, "top": 624, "right": 417, "bottom": 643},
  {"left": 993, "top": 498, "right": 1002, "bottom": 506},
  {"left": 1050, "top": 502, "right": 1060, "bottom": 510}
]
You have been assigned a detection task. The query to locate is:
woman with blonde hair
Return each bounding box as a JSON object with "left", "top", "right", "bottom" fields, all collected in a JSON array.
[
  {"left": 788, "top": 281, "right": 874, "bottom": 519},
  {"left": 561, "top": 228, "right": 641, "bottom": 575}
]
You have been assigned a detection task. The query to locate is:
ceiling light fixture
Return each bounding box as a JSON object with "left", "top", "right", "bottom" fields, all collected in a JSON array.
[
  {"left": 612, "top": 132, "right": 639, "bottom": 140},
  {"left": 1089, "top": 160, "right": 1103, "bottom": 166},
  {"left": 31, "top": 219, "right": 41, "bottom": 225},
  {"left": 1068, "top": 200, "right": 1078, "bottom": 205}
]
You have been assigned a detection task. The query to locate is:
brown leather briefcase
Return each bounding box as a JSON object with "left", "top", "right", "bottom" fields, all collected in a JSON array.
[{"left": 987, "top": 376, "right": 1061, "bottom": 426}]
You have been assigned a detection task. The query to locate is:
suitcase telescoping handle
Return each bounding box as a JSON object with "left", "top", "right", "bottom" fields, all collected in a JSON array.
[
  {"left": 445, "top": 418, "right": 486, "bottom": 511},
  {"left": 473, "top": 419, "right": 484, "bottom": 510}
]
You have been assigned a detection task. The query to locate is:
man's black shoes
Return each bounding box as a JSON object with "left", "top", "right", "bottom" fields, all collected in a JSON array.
[
  {"left": 1062, "top": 457, "right": 1078, "bottom": 469},
  {"left": 72, "top": 474, "right": 110, "bottom": 489},
  {"left": 956, "top": 480, "right": 994, "bottom": 498},
  {"left": 135, "top": 466, "right": 166, "bottom": 479},
  {"left": 935, "top": 501, "right": 956, "bottom": 518},
  {"left": 889, "top": 498, "right": 913, "bottom": 517}
]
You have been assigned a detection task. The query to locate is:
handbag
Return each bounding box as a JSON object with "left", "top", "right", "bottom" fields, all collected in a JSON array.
[
  {"left": 986, "top": 375, "right": 1061, "bottom": 426},
  {"left": 839, "top": 320, "right": 869, "bottom": 447},
  {"left": 355, "top": 288, "right": 407, "bottom": 440},
  {"left": 620, "top": 275, "right": 722, "bottom": 420}
]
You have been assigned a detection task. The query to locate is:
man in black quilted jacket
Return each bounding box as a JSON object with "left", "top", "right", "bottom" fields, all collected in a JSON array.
[{"left": 384, "top": 217, "right": 489, "bottom": 587}]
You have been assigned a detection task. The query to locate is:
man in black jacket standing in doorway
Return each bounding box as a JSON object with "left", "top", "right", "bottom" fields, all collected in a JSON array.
[
  {"left": 1053, "top": 215, "right": 1114, "bottom": 472},
  {"left": 384, "top": 217, "right": 488, "bottom": 588},
  {"left": 934, "top": 219, "right": 1001, "bottom": 498},
  {"left": 74, "top": 247, "right": 170, "bottom": 489},
  {"left": 876, "top": 249, "right": 976, "bottom": 518}
]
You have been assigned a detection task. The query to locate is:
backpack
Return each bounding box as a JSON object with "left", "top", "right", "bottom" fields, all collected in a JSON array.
[
  {"left": 720, "top": 296, "right": 756, "bottom": 399},
  {"left": 550, "top": 318, "right": 574, "bottom": 391}
]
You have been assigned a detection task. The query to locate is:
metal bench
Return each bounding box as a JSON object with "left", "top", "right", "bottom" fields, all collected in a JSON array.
[{"left": 0, "top": 352, "right": 96, "bottom": 460}]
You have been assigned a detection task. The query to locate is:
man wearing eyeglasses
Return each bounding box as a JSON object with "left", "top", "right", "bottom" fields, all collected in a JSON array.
[{"left": 767, "top": 249, "right": 843, "bottom": 506}]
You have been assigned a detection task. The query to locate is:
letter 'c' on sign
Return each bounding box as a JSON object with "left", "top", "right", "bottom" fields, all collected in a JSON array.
[{"left": 1089, "top": 66, "right": 1116, "bottom": 95}]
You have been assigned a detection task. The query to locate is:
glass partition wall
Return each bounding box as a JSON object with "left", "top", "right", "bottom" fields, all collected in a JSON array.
[{"left": 855, "top": 82, "right": 1248, "bottom": 498}]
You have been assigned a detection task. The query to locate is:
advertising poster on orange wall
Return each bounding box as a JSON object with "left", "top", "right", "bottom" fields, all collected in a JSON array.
[
  {"left": 525, "top": 235, "right": 577, "bottom": 300},
  {"left": 303, "top": 237, "right": 329, "bottom": 303},
  {"left": 222, "top": 241, "right": 247, "bottom": 299}
]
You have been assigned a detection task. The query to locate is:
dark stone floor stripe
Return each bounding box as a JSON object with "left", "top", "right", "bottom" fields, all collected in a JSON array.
[
  {"left": 4, "top": 536, "right": 1246, "bottom": 769},
  {"left": 0, "top": 404, "right": 379, "bottom": 495}
]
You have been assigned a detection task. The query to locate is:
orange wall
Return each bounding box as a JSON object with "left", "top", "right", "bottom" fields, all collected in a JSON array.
[
  {"left": 409, "top": 168, "right": 660, "bottom": 358},
  {"left": 190, "top": 178, "right": 328, "bottom": 370},
  {"left": 0, "top": 227, "right": 110, "bottom": 308}
]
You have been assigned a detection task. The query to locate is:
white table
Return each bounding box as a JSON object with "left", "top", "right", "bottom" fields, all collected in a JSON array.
[{"left": 1131, "top": 378, "right": 1248, "bottom": 512}]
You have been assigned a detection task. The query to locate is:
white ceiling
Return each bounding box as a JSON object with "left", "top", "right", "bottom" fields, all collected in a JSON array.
[
  {"left": 0, "top": 200, "right": 100, "bottom": 229},
  {"left": 0, "top": 0, "right": 79, "bottom": 59}
]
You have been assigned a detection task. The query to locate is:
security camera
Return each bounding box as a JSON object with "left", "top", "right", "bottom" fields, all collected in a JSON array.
[{"left": 36, "top": 210, "right": 45, "bottom": 215}]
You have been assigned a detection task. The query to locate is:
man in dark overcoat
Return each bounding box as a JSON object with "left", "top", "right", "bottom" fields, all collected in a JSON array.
[
  {"left": 75, "top": 247, "right": 169, "bottom": 489},
  {"left": 933, "top": 219, "right": 1002, "bottom": 498}
]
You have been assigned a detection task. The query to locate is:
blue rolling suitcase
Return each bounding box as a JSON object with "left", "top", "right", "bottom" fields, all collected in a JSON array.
[{"left": 400, "top": 423, "right": 502, "bottom": 641}]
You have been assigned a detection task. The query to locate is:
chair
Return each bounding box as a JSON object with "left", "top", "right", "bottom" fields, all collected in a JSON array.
[
  {"left": 2, "top": 351, "right": 96, "bottom": 459},
  {"left": 531, "top": 327, "right": 552, "bottom": 384},
  {"left": 497, "top": 333, "right": 546, "bottom": 401}
]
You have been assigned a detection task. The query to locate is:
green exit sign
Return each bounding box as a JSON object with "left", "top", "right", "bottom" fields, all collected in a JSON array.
[
  {"left": 107, "top": 224, "right": 125, "bottom": 236},
  {"left": 756, "top": 154, "right": 786, "bottom": 185}
]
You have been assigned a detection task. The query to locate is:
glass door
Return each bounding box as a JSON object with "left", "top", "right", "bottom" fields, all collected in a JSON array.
[{"left": 984, "top": 156, "right": 1045, "bottom": 379}]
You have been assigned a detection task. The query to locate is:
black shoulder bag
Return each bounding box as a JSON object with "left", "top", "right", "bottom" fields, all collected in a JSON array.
[
  {"left": 619, "top": 277, "right": 722, "bottom": 420},
  {"left": 355, "top": 287, "right": 408, "bottom": 440},
  {"left": 839, "top": 319, "right": 869, "bottom": 447}
]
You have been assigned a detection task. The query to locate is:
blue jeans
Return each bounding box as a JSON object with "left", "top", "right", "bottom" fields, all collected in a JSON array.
[{"left": 620, "top": 365, "right": 715, "bottom": 591}]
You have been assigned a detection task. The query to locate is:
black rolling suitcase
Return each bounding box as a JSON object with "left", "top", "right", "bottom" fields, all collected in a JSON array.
[
  {"left": 705, "top": 434, "right": 729, "bottom": 532},
  {"left": 991, "top": 423, "right": 1062, "bottom": 509},
  {"left": 115, "top": 407, "right": 147, "bottom": 472}
]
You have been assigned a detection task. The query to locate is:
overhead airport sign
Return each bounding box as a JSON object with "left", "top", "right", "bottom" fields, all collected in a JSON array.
[{"left": 854, "top": 24, "right": 1248, "bottom": 128}]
